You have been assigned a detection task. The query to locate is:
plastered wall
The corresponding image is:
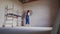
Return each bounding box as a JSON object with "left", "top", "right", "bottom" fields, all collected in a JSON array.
[{"left": 23, "top": 0, "right": 59, "bottom": 27}]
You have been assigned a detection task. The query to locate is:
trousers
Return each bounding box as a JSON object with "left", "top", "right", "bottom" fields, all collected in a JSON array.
[{"left": 26, "top": 15, "right": 30, "bottom": 24}]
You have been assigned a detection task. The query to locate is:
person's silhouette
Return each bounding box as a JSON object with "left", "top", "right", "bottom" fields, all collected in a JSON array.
[{"left": 26, "top": 10, "right": 30, "bottom": 24}]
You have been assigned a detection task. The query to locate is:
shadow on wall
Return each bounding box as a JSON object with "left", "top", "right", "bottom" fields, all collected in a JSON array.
[{"left": 50, "top": 0, "right": 59, "bottom": 27}]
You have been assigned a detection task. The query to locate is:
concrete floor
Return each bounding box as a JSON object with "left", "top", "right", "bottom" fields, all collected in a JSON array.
[{"left": 0, "top": 27, "right": 52, "bottom": 34}]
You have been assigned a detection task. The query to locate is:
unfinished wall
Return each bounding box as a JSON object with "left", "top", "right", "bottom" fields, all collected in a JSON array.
[
  {"left": 0, "top": 0, "right": 59, "bottom": 27},
  {"left": 0, "top": 0, "right": 23, "bottom": 27}
]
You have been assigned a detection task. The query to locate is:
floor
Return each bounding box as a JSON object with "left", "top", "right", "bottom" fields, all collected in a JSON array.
[{"left": 0, "top": 27, "right": 52, "bottom": 34}]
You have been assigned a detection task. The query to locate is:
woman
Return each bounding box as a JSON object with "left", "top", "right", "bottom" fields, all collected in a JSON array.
[{"left": 26, "top": 10, "right": 30, "bottom": 24}]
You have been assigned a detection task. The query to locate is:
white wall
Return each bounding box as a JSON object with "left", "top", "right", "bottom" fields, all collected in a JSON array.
[
  {"left": 23, "top": 0, "right": 51, "bottom": 27},
  {"left": 0, "top": 0, "right": 23, "bottom": 27}
]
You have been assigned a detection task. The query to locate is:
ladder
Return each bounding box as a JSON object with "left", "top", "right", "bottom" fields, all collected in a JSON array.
[
  {"left": 2, "top": 0, "right": 22, "bottom": 27},
  {"left": 3, "top": 6, "right": 14, "bottom": 27},
  {"left": 3, "top": 5, "right": 22, "bottom": 27}
]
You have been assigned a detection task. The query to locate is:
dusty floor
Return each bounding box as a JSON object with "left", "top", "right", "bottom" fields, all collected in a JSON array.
[{"left": 0, "top": 27, "right": 52, "bottom": 34}]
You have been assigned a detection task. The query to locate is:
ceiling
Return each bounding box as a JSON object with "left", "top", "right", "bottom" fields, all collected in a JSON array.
[{"left": 19, "top": 0, "right": 37, "bottom": 4}]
